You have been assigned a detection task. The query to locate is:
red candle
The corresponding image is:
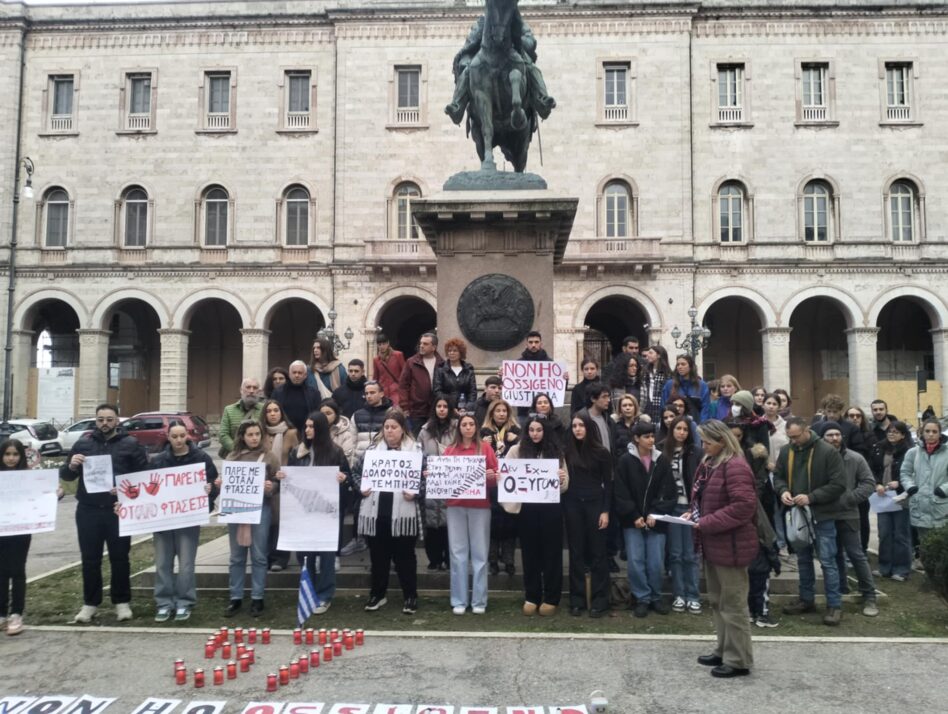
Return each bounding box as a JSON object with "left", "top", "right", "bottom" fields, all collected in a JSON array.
[
  {"left": 248, "top": 627, "right": 257, "bottom": 644},
  {"left": 305, "top": 628, "right": 314, "bottom": 645},
  {"left": 173, "top": 658, "right": 185, "bottom": 673},
  {"left": 175, "top": 667, "right": 187, "bottom": 686},
  {"left": 318, "top": 629, "right": 327, "bottom": 645},
  {"left": 237, "top": 644, "right": 247, "bottom": 659},
  {"left": 323, "top": 645, "right": 332, "bottom": 662},
  {"left": 309, "top": 649, "right": 320, "bottom": 667},
  {"left": 332, "top": 641, "right": 343, "bottom": 657},
  {"left": 219, "top": 626, "right": 229, "bottom": 641},
  {"left": 289, "top": 662, "right": 300, "bottom": 679},
  {"left": 213, "top": 666, "right": 224, "bottom": 686},
  {"left": 221, "top": 642, "right": 232, "bottom": 659},
  {"left": 227, "top": 661, "right": 237, "bottom": 679},
  {"left": 262, "top": 628, "right": 271, "bottom": 645},
  {"left": 239, "top": 654, "right": 251, "bottom": 673},
  {"left": 278, "top": 666, "right": 289, "bottom": 685},
  {"left": 266, "top": 673, "right": 277, "bottom": 692},
  {"left": 247, "top": 647, "right": 256, "bottom": 665},
  {"left": 204, "top": 643, "right": 216, "bottom": 659},
  {"left": 329, "top": 628, "right": 338, "bottom": 642},
  {"left": 293, "top": 628, "right": 302, "bottom": 645},
  {"left": 298, "top": 654, "right": 309, "bottom": 674},
  {"left": 194, "top": 669, "right": 205, "bottom": 688},
  {"left": 355, "top": 629, "right": 365, "bottom": 645},
  {"left": 234, "top": 627, "right": 244, "bottom": 643},
  {"left": 344, "top": 634, "right": 354, "bottom": 650}
]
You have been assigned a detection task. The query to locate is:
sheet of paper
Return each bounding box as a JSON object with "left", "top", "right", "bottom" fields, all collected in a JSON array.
[
  {"left": 869, "top": 490, "right": 903, "bottom": 514},
  {"left": 496, "top": 459, "right": 560, "bottom": 504},
  {"left": 217, "top": 461, "right": 266, "bottom": 524},
  {"left": 117, "top": 465, "right": 210, "bottom": 536},
  {"left": 0, "top": 469, "right": 60, "bottom": 536},
  {"left": 649, "top": 513, "right": 696, "bottom": 527},
  {"left": 277, "top": 466, "right": 340, "bottom": 552},
  {"left": 361, "top": 450, "right": 422, "bottom": 494},
  {"left": 82, "top": 455, "right": 114, "bottom": 493},
  {"left": 425, "top": 456, "right": 487, "bottom": 500}
]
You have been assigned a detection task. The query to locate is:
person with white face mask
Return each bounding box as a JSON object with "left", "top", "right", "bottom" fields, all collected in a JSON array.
[{"left": 728, "top": 390, "right": 772, "bottom": 458}]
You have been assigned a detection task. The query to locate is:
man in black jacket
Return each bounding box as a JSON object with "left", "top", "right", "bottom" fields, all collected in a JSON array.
[
  {"left": 60, "top": 403, "right": 148, "bottom": 623},
  {"left": 332, "top": 359, "right": 367, "bottom": 418},
  {"left": 514, "top": 331, "right": 569, "bottom": 424},
  {"left": 273, "top": 360, "right": 320, "bottom": 432}
]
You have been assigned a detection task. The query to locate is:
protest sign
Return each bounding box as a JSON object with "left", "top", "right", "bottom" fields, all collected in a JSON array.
[
  {"left": 496, "top": 459, "right": 560, "bottom": 504},
  {"left": 425, "top": 456, "right": 487, "bottom": 500},
  {"left": 277, "top": 466, "right": 340, "bottom": 552},
  {"left": 218, "top": 461, "right": 266, "bottom": 524},
  {"left": 0, "top": 469, "right": 59, "bottom": 536},
  {"left": 117, "top": 465, "right": 210, "bottom": 536},
  {"left": 361, "top": 450, "right": 422, "bottom": 494},
  {"left": 82, "top": 455, "right": 114, "bottom": 493},
  {"left": 501, "top": 360, "right": 568, "bottom": 407}
]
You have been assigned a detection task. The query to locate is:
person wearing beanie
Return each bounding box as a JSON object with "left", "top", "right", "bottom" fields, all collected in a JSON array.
[{"left": 730, "top": 390, "right": 773, "bottom": 457}]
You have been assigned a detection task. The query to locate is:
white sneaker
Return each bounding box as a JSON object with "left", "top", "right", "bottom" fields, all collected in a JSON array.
[
  {"left": 115, "top": 603, "right": 133, "bottom": 621},
  {"left": 73, "top": 605, "right": 97, "bottom": 623},
  {"left": 6, "top": 614, "right": 23, "bottom": 636},
  {"left": 472, "top": 606, "right": 486, "bottom": 615},
  {"left": 452, "top": 605, "right": 466, "bottom": 615},
  {"left": 672, "top": 596, "right": 686, "bottom": 612},
  {"left": 687, "top": 600, "right": 703, "bottom": 615},
  {"left": 314, "top": 601, "right": 331, "bottom": 615}
]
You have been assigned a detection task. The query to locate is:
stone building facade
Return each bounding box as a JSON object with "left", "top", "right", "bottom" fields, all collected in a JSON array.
[{"left": 1, "top": 0, "right": 946, "bottom": 422}]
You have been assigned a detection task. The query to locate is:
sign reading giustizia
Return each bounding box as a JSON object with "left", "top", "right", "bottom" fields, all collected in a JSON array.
[{"left": 501, "top": 360, "right": 568, "bottom": 407}]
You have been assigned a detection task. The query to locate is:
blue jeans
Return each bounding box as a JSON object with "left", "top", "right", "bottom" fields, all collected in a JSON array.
[
  {"left": 623, "top": 527, "right": 666, "bottom": 603},
  {"left": 153, "top": 525, "right": 200, "bottom": 610},
  {"left": 228, "top": 503, "right": 272, "bottom": 601},
  {"left": 877, "top": 508, "right": 913, "bottom": 578},
  {"left": 447, "top": 507, "right": 491, "bottom": 609},
  {"left": 795, "top": 518, "right": 841, "bottom": 608},
  {"left": 667, "top": 504, "right": 700, "bottom": 602},
  {"left": 299, "top": 552, "right": 336, "bottom": 603}
]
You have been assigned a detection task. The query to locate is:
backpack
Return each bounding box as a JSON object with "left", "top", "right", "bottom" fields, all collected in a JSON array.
[
  {"left": 784, "top": 504, "right": 816, "bottom": 553},
  {"left": 609, "top": 576, "right": 632, "bottom": 609}
]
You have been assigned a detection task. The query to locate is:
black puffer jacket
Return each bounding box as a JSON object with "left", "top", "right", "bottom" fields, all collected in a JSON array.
[
  {"left": 432, "top": 361, "right": 477, "bottom": 407},
  {"left": 151, "top": 442, "right": 220, "bottom": 512},
  {"left": 613, "top": 447, "right": 677, "bottom": 532},
  {"left": 332, "top": 377, "right": 367, "bottom": 418},
  {"left": 870, "top": 437, "right": 913, "bottom": 493},
  {"left": 59, "top": 427, "right": 149, "bottom": 508},
  {"left": 352, "top": 399, "right": 392, "bottom": 461}
]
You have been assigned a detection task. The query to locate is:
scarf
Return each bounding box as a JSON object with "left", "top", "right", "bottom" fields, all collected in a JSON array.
[
  {"left": 266, "top": 421, "right": 288, "bottom": 463},
  {"left": 316, "top": 359, "right": 344, "bottom": 390},
  {"left": 925, "top": 440, "right": 939, "bottom": 455},
  {"left": 357, "top": 438, "right": 422, "bottom": 538}
]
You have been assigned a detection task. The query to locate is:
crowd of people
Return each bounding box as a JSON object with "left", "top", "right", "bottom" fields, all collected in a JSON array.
[{"left": 2, "top": 330, "right": 947, "bottom": 679}]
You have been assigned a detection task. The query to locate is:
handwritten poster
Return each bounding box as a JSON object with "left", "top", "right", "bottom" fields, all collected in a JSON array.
[
  {"left": 82, "top": 455, "right": 114, "bottom": 494},
  {"left": 496, "top": 459, "right": 560, "bottom": 504},
  {"left": 218, "top": 461, "right": 266, "bottom": 524},
  {"left": 425, "top": 456, "right": 486, "bottom": 500},
  {"left": 0, "top": 469, "right": 59, "bottom": 536},
  {"left": 361, "top": 451, "right": 422, "bottom": 494},
  {"left": 117, "top": 465, "right": 210, "bottom": 536},
  {"left": 501, "top": 360, "right": 568, "bottom": 407},
  {"left": 277, "top": 466, "right": 340, "bottom": 552}
]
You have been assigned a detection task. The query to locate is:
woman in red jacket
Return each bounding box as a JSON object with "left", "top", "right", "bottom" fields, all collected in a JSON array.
[{"left": 685, "top": 419, "right": 758, "bottom": 679}]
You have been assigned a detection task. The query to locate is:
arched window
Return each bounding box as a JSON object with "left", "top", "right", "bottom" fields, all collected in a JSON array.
[
  {"left": 603, "top": 181, "right": 631, "bottom": 238},
  {"left": 887, "top": 180, "right": 917, "bottom": 242},
  {"left": 203, "top": 186, "right": 229, "bottom": 247},
  {"left": 122, "top": 186, "right": 149, "bottom": 247},
  {"left": 393, "top": 182, "right": 420, "bottom": 240},
  {"left": 802, "top": 181, "right": 831, "bottom": 242},
  {"left": 44, "top": 187, "right": 70, "bottom": 248},
  {"left": 284, "top": 185, "right": 310, "bottom": 246},
  {"left": 717, "top": 182, "right": 744, "bottom": 243}
]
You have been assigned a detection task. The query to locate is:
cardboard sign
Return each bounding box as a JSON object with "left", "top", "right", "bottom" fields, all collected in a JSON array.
[
  {"left": 117, "top": 466, "right": 210, "bottom": 537},
  {"left": 0, "top": 469, "right": 59, "bottom": 536},
  {"left": 361, "top": 450, "right": 422, "bottom": 494},
  {"left": 500, "top": 361, "right": 567, "bottom": 407},
  {"left": 277, "top": 466, "right": 340, "bottom": 552},
  {"left": 496, "top": 459, "right": 560, "bottom": 504},
  {"left": 425, "top": 456, "right": 487, "bottom": 500},
  {"left": 217, "top": 461, "right": 266, "bottom": 524}
]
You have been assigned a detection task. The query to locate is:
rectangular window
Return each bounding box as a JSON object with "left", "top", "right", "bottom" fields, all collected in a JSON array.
[
  {"left": 717, "top": 64, "right": 743, "bottom": 122},
  {"left": 286, "top": 201, "right": 308, "bottom": 246},
  {"left": 603, "top": 65, "right": 628, "bottom": 122},
  {"left": 288, "top": 73, "right": 310, "bottom": 113},
  {"left": 129, "top": 74, "right": 151, "bottom": 115},
  {"left": 53, "top": 77, "right": 74, "bottom": 115},
  {"left": 125, "top": 203, "right": 147, "bottom": 247},
  {"left": 283, "top": 71, "right": 312, "bottom": 130},
  {"left": 46, "top": 203, "right": 68, "bottom": 247},
  {"left": 801, "top": 63, "right": 827, "bottom": 121},
  {"left": 208, "top": 74, "right": 230, "bottom": 114},
  {"left": 395, "top": 67, "right": 420, "bottom": 124},
  {"left": 886, "top": 63, "right": 911, "bottom": 121}
]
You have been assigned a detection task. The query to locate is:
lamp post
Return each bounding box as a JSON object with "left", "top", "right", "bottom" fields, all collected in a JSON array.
[
  {"left": 2, "top": 157, "right": 34, "bottom": 422},
  {"left": 670, "top": 306, "right": 711, "bottom": 357},
  {"left": 316, "top": 309, "right": 354, "bottom": 355}
]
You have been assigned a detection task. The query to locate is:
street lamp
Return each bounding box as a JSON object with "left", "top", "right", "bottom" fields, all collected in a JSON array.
[
  {"left": 2, "top": 157, "right": 35, "bottom": 422},
  {"left": 317, "top": 308, "right": 354, "bottom": 355},
  {"left": 670, "top": 305, "right": 711, "bottom": 357}
]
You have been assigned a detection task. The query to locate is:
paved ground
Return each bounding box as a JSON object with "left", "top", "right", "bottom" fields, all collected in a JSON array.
[{"left": 1, "top": 628, "right": 945, "bottom": 713}]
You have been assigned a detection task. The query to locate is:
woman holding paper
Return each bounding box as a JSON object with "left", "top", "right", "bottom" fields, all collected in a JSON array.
[
  {"left": 217, "top": 421, "right": 281, "bottom": 618},
  {"left": 443, "top": 413, "right": 498, "bottom": 615},
  {"left": 506, "top": 417, "right": 569, "bottom": 616},
  {"left": 261, "top": 399, "right": 299, "bottom": 572},
  {"left": 530, "top": 392, "right": 568, "bottom": 450},
  {"left": 869, "top": 420, "right": 914, "bottom": 580},
  {"left": 481, "top": 399, "right": 521, "bottom": 576},
  {"left": 419, "top": 397, "right": 458, "bottom": 571},
  {"left": 353, "top": 409, "right": 422, "bottom": 615},
  {"left": 686, "top": 419, "right": 758, "bottom": 678}
]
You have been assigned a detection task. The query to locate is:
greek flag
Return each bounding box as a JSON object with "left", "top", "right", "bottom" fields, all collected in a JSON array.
[{"left": 297, "top": 557, "right": 320, "bottom": 626}]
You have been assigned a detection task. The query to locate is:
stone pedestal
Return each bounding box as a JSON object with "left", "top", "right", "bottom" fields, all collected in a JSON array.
[{"left": 412, "top": 191, "right": 577, "bottom": 369}]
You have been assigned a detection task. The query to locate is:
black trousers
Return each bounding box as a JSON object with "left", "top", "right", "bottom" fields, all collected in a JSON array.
[
  {"left": 75, "top": 503, "right": 131, "bottom": 606},
  {"left": 858, "top": 501, "right": 871, "bottom": 552},
  {"left": 0, "top": 534, "right": 31, "bottom": 616},
  {"left": 424, "top": 526, "right": 449, "bottom": 568},
  {"left": 367, "top": 524, "right": 417, "bottom": 600},
  {"left": 562, "top": 496, "right": 609, "bottom": 611},
  {"left": 518, "top": 504, "right": 563, "bottom": 606}
]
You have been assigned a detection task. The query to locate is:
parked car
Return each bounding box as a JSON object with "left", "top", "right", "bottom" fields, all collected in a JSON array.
[
  {"left": 123, "top": 411, "right": 211, "bottom": 454},
  {"left": 57, "top": 417, "right": 97, "bottom": 451},
  {"left": 1, "top": 419, "right": 62, "bottom": 456}
]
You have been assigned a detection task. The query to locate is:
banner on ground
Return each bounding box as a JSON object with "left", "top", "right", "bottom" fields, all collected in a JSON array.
[
  {"left": 217, "top": 461, "right": 266, "bottom": 524},
  {"left": 277, "top": 466, "right": 340, "bottom": 552},
  {"left": 117, "top": 465, "right": 210, "bottom": 536},
  {"left": 500, "top": 360, "right": 568, "bottom": 407},
  {"left": 496, "top": 459, "right": 560, "bottom": 504},
  {"left": 425, "top": 456, "right": 487, "bottom": 500},
  {"left": 361, "top": 451, "right": 422, "bottom": 494},
  {"left": 0, "top": 469, "right": 59, "bottom": 536}
]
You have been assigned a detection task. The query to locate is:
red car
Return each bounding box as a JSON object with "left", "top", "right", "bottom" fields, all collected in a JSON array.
[{"left": 123, "top": 411, "right": 211, "bottom": 454}]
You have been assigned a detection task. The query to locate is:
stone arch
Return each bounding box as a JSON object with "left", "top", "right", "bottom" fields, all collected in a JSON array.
[
  {"left": 116, "top": 179, "right": 157, "bottom": 199},
  {"left": 276, "top": 178, "right": 318, "bottom": 200},
  {"left": 363, "top": 285, "right": 437, "bottom": 332},
  {"left": 867, "top": 286, "right": 947, "bottom": 330},
  {"left": 882, "top": 171, "right": 926, "bottom": 197},
  {"left": 695, "top": 286, "right": 777, "bottom": 329},
  {"left": 194, "top": 180, "right": 235, "bottom": 201},
  {"left": 91, "top": 288, "right": 170, "bottom": 330},
  {"left": 176, "top": 289, "right": 252, "bottom": 330},
  {"left": 256, "top": 289, "right": 331, "bottom": 330},
  {"left": 595, "top": 172, "right": 640, "bottom": 198},
  {"left": 710, "top": 174, "right": 756, "bottom": 198},
  {"left": 386, "top": 175, "right": 431, "bottom": 198},
  {"left": 572, "top": 285, "right": 663, "bottom": 332},
  {"left": 14, "top": 288, "right": 89, "bottom": 330},
  {"left": 795, "top": 172, "right": 842, "bottom": 199},
  {"left": 780, "top": 286, "right": 863, "bottom": 329}
]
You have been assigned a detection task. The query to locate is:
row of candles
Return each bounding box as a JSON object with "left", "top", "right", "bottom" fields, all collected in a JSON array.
[{"left": 176, "top": 626, "right": 365, "bottom": 690}]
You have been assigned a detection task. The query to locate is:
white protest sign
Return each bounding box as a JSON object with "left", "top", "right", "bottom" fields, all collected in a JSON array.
[
  {"left": 497, "top": 459, "right": 560, "bottom": 504},
  {"left": 278, "top": 466, "right": 340, "bottom": 552},
  {"left": 425, "top": 456, "right": 486, "bottom": 500},
  {"left": 217, "top": 461, "right": 266, "bottom": 524},
  {"left": 501, "top": 360, "right": 568, "bottom": 407},
  {"left": 0, "top": 469, "right": 59, "bottom": 536},
  {"left": 82, "top": 455, "right": 114, "bottom": 493},
  {"left": 361, "top": 450, "right": 422, "bottom": 494},
  {"left": 116, "top": 465, "right": 210, "bottom": 537}
]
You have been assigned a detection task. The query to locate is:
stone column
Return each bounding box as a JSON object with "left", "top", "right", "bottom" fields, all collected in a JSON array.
[
  {"left": 77, "top": 329, "right": 111, "bottom": 416},
  {"left": 240, "top": 328, "right": 270, "bottom": 383},
  {"left": 760, "top": 327, "right": 793, "bottom": 393},
  {"left": 9, "top": 330, "right": 34, "bottom": 418},
  {"left": 845, "top": 327, "right": 880, "bottom": 409},
  {"left": 930, "top": 329, "right": 948, "bottom": 416},
  {"left": 158, "top": 329, "right": 190, "bottom": 412}
]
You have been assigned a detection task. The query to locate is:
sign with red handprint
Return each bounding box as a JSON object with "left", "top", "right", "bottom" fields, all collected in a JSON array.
[{"left": 117, "top": 466, "right": 210, "bottom": 536}]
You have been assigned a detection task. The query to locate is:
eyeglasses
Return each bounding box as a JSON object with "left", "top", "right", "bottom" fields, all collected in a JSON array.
[{"left": 846, "top": 412, "right": 861, "bottom": 419}]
